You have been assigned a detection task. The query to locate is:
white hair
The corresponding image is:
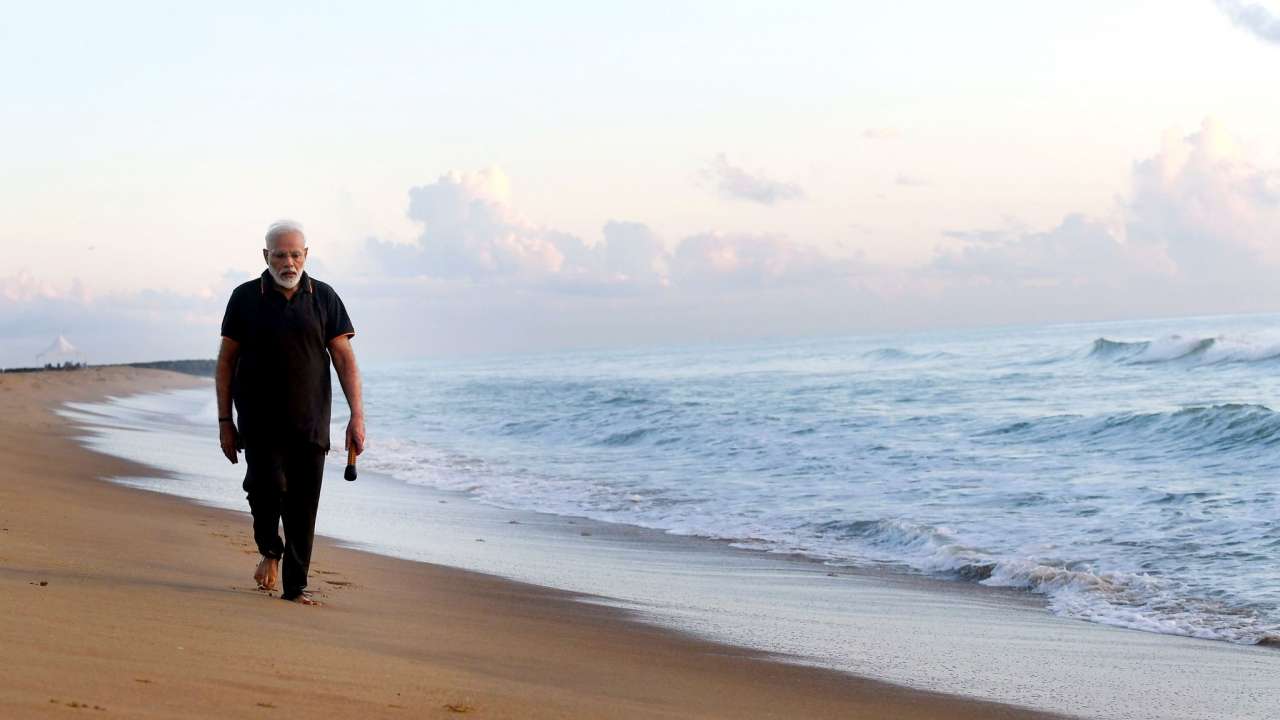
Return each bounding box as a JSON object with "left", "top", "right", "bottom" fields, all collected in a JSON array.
[{"left": 265, "top": 219, "right": 306, "bottom": 249}]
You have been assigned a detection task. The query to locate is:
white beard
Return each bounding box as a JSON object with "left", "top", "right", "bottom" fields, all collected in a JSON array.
[{"left": 269, "top": 266, "right": 302, "bottom": 289}]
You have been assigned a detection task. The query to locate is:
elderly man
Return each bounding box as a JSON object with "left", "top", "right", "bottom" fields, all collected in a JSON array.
[{"left": 215, "top": 220, "right": 365, "bottom": 605}]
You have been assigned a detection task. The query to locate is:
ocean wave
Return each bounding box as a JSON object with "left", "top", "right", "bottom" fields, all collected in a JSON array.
[
  {"left": 861, "top": 348, "right": 954, "bottom": 362},
  {"left": 361, "top": 431, "right": 1280, "bottom": 646},
  {"left": 598, "top": 427, "right": 657, "bottom": 446},
  {"left": 1089, "top": 335, "right": 1280, "bottom": 365},
  {"left": 981, "top": 403, "right": 1280, "bottom": 454},
  {"left": 810, "top": 517, "right": 1280, "bottom": 645}
]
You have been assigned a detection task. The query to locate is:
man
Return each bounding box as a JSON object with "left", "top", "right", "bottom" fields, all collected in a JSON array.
[{"left": 215, "top": 220, "right": 365, "bottom": 605}]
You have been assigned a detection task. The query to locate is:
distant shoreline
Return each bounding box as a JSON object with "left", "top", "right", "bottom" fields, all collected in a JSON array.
[{"left": 1, "top": 358, "right": 214, "bottom": 377}]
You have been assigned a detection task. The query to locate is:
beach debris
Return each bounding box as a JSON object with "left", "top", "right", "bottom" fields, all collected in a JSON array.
[
  {"left": 134, "top": 678, "right": 152, "bottom": 684},
  {"left": 30, "top": 580, "right": 48, "bottom": 587},
  {"left": 580, "top": 531, "right": 592, "bottom": 536},
  {"left": 508, "top": 520, "right": 520, "bottom": 524},
  {"left": 52, "top": 699, "right": 106, "bottom": 711},
  {"left": 443, "top": 702, "right": 474, "bottom": 713},
  {"left": 474, "top": 538, "right": 485, "bottom": 542},
  {"left": 257, "top": 702, "right": 277, "bottom": 708}
]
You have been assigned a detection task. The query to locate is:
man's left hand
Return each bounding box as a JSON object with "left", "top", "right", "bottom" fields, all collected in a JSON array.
[{"left": 346, "top": 415, "right": 366, "bottom": 456}]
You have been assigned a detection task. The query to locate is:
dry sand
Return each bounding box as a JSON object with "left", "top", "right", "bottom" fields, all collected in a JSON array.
[{"left": 0, "top": 366, "right": 1062, "bottom": 719}]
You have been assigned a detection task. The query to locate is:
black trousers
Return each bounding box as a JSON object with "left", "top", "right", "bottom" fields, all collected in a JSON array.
[{"left": 242, "top": 441, "right": 326, "bottom": 599}]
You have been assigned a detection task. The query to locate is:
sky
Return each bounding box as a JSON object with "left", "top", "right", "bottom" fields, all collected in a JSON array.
[{"left": 3, "top": 1, "right": 1280, "bottom": 365}]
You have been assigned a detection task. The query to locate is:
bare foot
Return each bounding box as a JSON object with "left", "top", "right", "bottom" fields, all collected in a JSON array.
[
  {"left": 284, "top": 592, "right": 321, "bottom": 606},
  {"left": 253, "top": 557, "right": 279, "bottom": 591}
]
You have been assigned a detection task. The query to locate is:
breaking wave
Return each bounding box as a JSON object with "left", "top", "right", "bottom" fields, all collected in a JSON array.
[
  {"left": 1089, "top": 335, "right": 1280, "bottom": 365},
  {"left": 808, "top": 518, "right": 1280, "bottom": 645}
]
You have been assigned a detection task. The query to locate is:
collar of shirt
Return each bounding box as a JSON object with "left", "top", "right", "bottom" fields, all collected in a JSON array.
[{"left": 259, "top": 270, "right": 315, "bottom": 296}]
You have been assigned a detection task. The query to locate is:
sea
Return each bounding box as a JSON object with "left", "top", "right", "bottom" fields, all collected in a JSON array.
[
  {"left": 59, "top": 312, "right": 1280, "bottom": 716},
  {"left": 363, "top": 312, "right": 1280, "bottom": 646}
]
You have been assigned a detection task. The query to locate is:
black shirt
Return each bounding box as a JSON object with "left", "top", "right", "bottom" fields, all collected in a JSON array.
[{"left": 220, "top": 271, "right": 355, "bottom": 451}]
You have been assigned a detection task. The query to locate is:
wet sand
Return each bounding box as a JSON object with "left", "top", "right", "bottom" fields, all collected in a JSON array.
[{"left": 0, "top": 366, "right": 1069, "bottom": 718}]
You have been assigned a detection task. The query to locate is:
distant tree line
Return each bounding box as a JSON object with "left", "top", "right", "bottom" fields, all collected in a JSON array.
[
  {"left": 124, "top": 359, "right": 216, "bottom": 377},
  {"left": 1, "top": 359, "right": 215, "bottom": 377},
  {"left": 1, "top": 361, "right": 87, "bottom": 374}
]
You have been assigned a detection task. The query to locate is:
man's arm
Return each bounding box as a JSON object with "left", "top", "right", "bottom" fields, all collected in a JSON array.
[
  {"left": 328, "top": 334, "right": 365, "bottom": 455},
  {"left": 216, "top": 337, "right": 241, "bottom": 464}
]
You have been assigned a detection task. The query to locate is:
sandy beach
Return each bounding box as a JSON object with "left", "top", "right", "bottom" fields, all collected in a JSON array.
[{"left": 0, "top": 366, "right": 1070, "bottom": 719}]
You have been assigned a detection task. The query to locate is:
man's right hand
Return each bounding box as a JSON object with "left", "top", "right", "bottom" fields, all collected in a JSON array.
[{"left": 219, "top": 422, "right": 240, "bottom": 464}]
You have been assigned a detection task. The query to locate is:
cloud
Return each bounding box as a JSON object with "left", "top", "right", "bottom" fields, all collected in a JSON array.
[
  {"left": 20, "top": 117, "right": 1280, "bottom": 365},
  {"left": 390, "top": 168, "right": 585, "bottom": 279},
  {"left": 703, "top": 154, "right": 804, "bottom": 205},
  {"left": 933, "top": 214, "right": 1155, "bottom": 285},
  {"left": 930, "top": 118, "right": 1280, "bottom": 317},
  {"left": 357, "top": 117, "right": 1280, "bottom": 357},
  {"left": 0, "top": 272, "right": 232, "bottom": 367},
  {"left": 1126, "top": 118, "right": 1280, "bottom": 277},
  {"left": 366, "top": 167, "right": 850, "bottom": 296},
  {"left": 1216, "top": 0, "right": 1280, "bottom": 45},
  {"left": 671, "top": 232, "right": 845, "bottom": 288},
  {"left": 863, "top": 127, "right": 900, "bottom": 140},
  {"left": 364, "top": 168, "right": 674, "bottom": 293}
]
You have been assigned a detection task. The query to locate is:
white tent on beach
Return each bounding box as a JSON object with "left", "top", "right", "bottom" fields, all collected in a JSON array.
[{"left": 36, "top": 335, "right": 86, "bottom": 366}]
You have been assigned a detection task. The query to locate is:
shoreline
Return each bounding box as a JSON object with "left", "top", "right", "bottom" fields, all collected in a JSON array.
[{"left": 1, "top": 366, "right": 1062, "bottom": 718}]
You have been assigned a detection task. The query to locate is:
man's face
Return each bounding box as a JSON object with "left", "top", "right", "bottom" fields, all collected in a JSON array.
[{"left": 264, "top": 231, "right": 308, "bottom": 289}]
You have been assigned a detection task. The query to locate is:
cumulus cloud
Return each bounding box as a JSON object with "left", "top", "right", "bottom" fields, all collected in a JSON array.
[
  {"left": 1216, "top": 0, "right": 1280, "bottom": 45},
  {"left": 671, "top": 232, "right": 842, "bottom": 288},
  {"left": 387, "top": 168, "right": 586, "bottom": 279},
  {"left": 365, "top": 168, "right": 670, "bottom": 293},
  {"left": 1126, "top": 118, "right": 1280, "bottom": 277},
  {"left": 703, "top": 154, "right": 804, "bottom": 205},
  {"left": 365, "top": 167, "right": 849, "bottom": 297},
  {"left": 931, "top": 118, "right": 1280, "bottom": 316}
]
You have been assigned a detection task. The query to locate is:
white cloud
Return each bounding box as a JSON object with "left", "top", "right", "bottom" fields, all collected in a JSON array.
[
  {"left": 671, "top": 232, "right": 846, "bottom": 288},
  {"left": 365, "top": 168, "right": 859, "bottom": 297},
  {"left": 702, "top": 154, "right": 804, "bottom": 205},
  {"left": 929, "top": 118, "right": 1280, "bottom": 316},
  {"left": 0, "top": 270, "right": 91, "bottom": 304},
  {"left": 1216, "top": 0, "right": 1280, "bottom": 45},
  {"left": 387, "top": 168, "right": 584, "bottom": 278},
  {"left": 1126, "top": 118, "right": 1280, "bottom": 278}
]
